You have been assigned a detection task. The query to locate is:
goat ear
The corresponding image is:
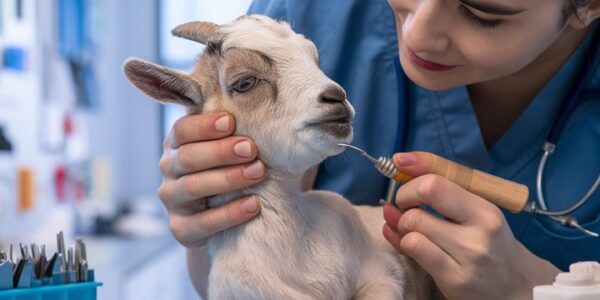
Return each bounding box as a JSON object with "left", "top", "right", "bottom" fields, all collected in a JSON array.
[
  {"left": 123, "top": 58, "right": 203, "bottom": 108},
  {"left": 171, "top": 21, "right": 223, "bottom": 45}
]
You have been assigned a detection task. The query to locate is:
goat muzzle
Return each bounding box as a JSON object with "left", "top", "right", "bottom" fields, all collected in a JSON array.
[{"left": 318, "top": 86, "right": 346, "bottom": 104}]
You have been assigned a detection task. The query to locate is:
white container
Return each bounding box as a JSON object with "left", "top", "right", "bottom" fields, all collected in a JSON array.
[{"left": 533, "top": 262, "right": 600, "bottom": 300}]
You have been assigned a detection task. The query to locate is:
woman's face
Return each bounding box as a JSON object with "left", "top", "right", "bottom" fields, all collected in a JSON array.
[{"left": 389, "top": 0, "right": 575, "bottom": 90}]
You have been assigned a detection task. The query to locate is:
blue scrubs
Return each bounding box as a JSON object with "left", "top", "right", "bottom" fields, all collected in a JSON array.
[{"left": 248, "top": 0, "right": 600, "bottom": 271}]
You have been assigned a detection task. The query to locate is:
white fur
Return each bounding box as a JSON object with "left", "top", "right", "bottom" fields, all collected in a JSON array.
[
  {"left": 219, "top": 16, "right": 356, "bottom": 175},
  {"left": 124, "top": 15, "right": 435, "bottom": 300}
]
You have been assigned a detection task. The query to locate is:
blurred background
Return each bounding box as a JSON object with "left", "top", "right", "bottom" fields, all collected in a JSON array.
[{"left": 0, "top": 0, "right": 251, "bottom": 299}]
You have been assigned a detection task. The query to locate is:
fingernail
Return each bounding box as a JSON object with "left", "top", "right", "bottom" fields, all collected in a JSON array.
[
  {"left": 234, "top": 140, "right": 253, "bottom": 158},
  {"left": 243, "top": 161, "right": 264, "bottom": 179},
  {"left": 215, "top": 116, "right": 230, "bottom": 132},
  {"left": 240, "top": 196, "right": 259, "bottom": 213},
  {"left": 394, "top": 153, "right": 417, "bottom": 166}
]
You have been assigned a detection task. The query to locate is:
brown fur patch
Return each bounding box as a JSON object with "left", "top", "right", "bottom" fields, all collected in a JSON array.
[{"left": 190, "top": 47, "right": 278, "bottom": 116}]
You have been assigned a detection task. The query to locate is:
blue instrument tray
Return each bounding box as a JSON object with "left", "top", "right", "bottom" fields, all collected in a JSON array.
[{"left": 0, "top": 282, "right": 102, "bottom": 300}]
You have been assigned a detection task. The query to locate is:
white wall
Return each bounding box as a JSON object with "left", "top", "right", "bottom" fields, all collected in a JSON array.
[
  {"left": 0, "top": 0, "right": 163, "bottom": 243},
  {"left": 0, "top": 0, "right": 68, "bottom": 243},
  {"left": 89, "top": 0, "right": 161, "bottom": 202}
]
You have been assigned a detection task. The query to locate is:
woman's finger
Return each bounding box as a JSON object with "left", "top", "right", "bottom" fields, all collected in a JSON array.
[
  {"left": 166, "top": 113, "right": 235, "bottom": 148},
  {"left": 399, "top": 232, "right": 459, "bottom": 284},
  {"left": 382, "top": 223, "right": 403, "bottom": 253},
  {"left": 383, "top": 204, "right": 402, "bottom": 232},
  {"left": 395, "top": 174, "right": 488, "bottom": 224},
  {"left": 396, "top": 207, "right": 464, "bottom": 254},
  {"left": 162, "top": 136, "right": 258, "bottom": 177},
  {"left": 392, "top": 151, "right": 445, "bottom": 178},
  {"left": 158, "top": 160, "right": 266, "bottom": 208}
]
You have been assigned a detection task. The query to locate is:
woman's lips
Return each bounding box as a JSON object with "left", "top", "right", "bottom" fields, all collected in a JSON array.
[{"left": 407, "top": 48, "right": 457, "bottom": 72}]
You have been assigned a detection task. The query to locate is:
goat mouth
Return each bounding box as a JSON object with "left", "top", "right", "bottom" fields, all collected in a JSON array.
[
  {"left": 305, "top": 116, "right": 353, "bottom": 138},
  {"left": 318, "top": 115, "right": 352, "bottom": 123}
]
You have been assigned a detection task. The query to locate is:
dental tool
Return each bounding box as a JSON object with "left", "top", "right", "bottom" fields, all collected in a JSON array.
[
  {"left": 339, "top": 144, "right": 412, "bottom": 183},
  {"left": 338, "top": 143, "right": 529, "bottom": 213}
]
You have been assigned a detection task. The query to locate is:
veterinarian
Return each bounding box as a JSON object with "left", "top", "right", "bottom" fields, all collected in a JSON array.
[{"left": 157, "top": 0, "right": 600, "bottom": 299}]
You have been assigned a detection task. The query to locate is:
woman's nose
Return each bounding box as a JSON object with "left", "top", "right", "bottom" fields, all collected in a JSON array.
[{"left": 401, "top": 1, "right": 450, "bottom": 53}]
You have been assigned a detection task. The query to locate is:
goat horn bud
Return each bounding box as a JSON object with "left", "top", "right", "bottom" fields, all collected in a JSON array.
[{"left": 171, "top": 21, "right": 223, "bottom": 45}]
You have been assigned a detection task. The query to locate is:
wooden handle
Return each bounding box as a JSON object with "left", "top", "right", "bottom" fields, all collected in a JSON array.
[{"left": 393, "top": 154, "right": 529, "bottom": 213}]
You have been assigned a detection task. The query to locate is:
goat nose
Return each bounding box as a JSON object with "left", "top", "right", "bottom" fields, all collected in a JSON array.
[{"left": 318, "top": 86, "right": 346, "bottom": 104}]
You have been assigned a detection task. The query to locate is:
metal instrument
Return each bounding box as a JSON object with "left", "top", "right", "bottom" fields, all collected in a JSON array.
[{"left": 338, "top": 143, "right": 530, "bottom": 213}]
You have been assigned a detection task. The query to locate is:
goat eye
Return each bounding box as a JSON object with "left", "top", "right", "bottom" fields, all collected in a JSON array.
[{"left": 232, "top": 76, "right": 258, "bottom": 93}]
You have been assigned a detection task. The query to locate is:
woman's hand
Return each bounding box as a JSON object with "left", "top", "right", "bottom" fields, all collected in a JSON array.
[
  {"left": 159, "top": 112, "right": 266, "bottom": 248},
  {"left": 382, "top": 151, "right": 559, "bottom": 300}
]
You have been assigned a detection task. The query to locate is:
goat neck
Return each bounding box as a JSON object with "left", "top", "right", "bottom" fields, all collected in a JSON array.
[{"left": 207, "top": 167, "right": 308, "bottom": 251}]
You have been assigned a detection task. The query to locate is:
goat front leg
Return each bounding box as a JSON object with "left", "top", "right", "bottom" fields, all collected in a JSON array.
[
  {"left": 209, "top": 266, "right": 315, "bottom": 300},
  {"left": 352, "top": 279, "right": 404, "bottom": 300},
  {"left": 352, "top": 261, "right": 405, "bottom": 300},
  {"left": 209, "top": 280, "right": 315, "bottom": 300}
]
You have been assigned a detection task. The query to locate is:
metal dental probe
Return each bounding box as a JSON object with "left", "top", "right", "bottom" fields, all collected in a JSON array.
[
  {"left": 338, "top": 143, "right": 529, "bottom": 213},
  {"left": 338, "top": 144, "right": 412, "bottom": 183},
  {"left": 337, "top": 143, "right": 411, "bottom": 205}
]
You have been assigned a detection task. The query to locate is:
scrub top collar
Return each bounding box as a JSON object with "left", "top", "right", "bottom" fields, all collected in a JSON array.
[{"left": 406, "top": 26, "right": 597, "bottom": 180}]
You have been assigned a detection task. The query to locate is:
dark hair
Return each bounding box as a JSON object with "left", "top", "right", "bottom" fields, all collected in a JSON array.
[{"left": 561, "top": 0, "right": 593, "bottom": 24}]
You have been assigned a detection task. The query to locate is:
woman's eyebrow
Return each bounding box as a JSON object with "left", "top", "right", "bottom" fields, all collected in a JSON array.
[{"left": 459, "top": 0, "right": 525, "bottom": 15}]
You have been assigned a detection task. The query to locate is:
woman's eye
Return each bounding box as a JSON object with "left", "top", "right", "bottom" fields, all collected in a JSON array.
[
  {"left": 232, "top": 77, "right": 258, "bottom": 93},
  {"left": 458, "top": 5, "right": 502, "bottom": 29}
]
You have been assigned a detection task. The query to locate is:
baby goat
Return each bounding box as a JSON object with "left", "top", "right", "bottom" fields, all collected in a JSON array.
[{"left": 124, "top": 15, "right": 435, "bottom": 300}]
